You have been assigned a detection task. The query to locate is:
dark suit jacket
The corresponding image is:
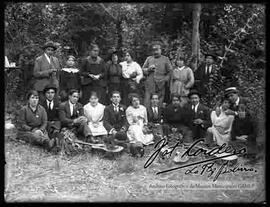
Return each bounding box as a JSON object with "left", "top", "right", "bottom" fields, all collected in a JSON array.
[
  {"left": 229, "top": 97, "right": 249, "bottom": 112},
  {"left": 80, "top": 56, "right": 106, "bottom": 87},
  {"left": 163, "top": 104, "right": 188, "bottom": 126},
  {"left": 103, "top": 104, "right": 128, "bottom": 132},
  {"left": 186, "top": 103, "right": 212, "bottom": 129},
  {"left": 194, "top": 63, "right": 218, "bottom": 95},
  {"left": 59, "top": 101, "right": 84, "bottom": 128},
  {"left": 40, "top": 98, "right": 60, "bottom": 121},
  {"left": 147, "top": 106, "right": 164, "bottom": 124},
  {"left": 33, "top": 54, "right": 61, "bottom": 91}
]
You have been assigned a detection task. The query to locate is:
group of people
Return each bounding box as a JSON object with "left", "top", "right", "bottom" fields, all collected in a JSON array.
[{"left": 15, "top": 40, "right": 258, "bottom": 158}]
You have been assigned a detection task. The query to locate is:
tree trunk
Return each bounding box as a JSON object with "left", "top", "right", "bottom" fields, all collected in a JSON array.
[
  {"left": 116, "top": 19, "right": 123, "bottom": 53},
  {"left": 191, "top": 3, "right": 201, "bottom": 71}
]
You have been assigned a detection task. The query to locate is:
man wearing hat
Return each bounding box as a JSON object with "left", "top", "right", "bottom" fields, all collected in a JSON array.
[
  {"left": 33, "top": 41, "right": 61, "bottom": 102},
  {"left": 224, "top": 87, "right": 258, "bottom": 158},
  {"left": 194, "top": 52, "right": 218, "bottom": 96},
  {"left": 142, "top": 43, "right": 173, "bottom": 108},
  {"left": 186, "top": 89, "right": 212, "bottom": 140},
  {"left": 39, "top": 84, "right": 61, "bottom": 150}
]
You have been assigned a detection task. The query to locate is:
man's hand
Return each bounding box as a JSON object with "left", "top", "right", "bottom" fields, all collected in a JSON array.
[
  {"left": 111, "top": 129, "right": 118, "bottom": 135},
  {"left": 49, "top": 68, "right": 57, "bottom": 74},
  {"left": 193, "top": 119, "right": 203, "bottom": 125},
  {"left": 224, "top": 109, "right": 236, "bottom": 116},
  {"left": 149, "top": 65, "right": 156, "bottom": 72}
]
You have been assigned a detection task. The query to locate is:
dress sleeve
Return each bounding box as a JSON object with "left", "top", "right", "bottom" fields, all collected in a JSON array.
[
  {"left": 17, "top": 107, "right": 32, "bottom": 131},
  {"left": 126, "top": 107, "right": 134, "bottom": 125},
  {"left": 39, "top": 106, "right": 47, "bottom": 131},
  {"left": 185, "top": 67, "right": 195, "bottom": 89},
  {"left": 135, "top": 62, "right": 143, "bottom": 83}
]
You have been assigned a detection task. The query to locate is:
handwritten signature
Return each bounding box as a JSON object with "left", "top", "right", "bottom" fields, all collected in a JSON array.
[{"left": 144, "top": 138, "right": 253, "bottom": 181}]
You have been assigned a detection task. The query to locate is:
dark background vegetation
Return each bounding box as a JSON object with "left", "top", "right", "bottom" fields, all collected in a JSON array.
[{"left": 4, "top": 3, "right": 265, "bottom": 141}]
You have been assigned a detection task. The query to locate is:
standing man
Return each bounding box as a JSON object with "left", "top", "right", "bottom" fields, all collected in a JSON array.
[
  {"left": 33, "top": 41, "right": 61, "bottom": 102},
  {"left": 80, "top": 44, "right": 107, "bottom": 105},
  {"left": 194, "top": 53, "right": 218, "bottom": 97},
  {"left": 142, "top": 43, "right": 173, "bottom": 108}
]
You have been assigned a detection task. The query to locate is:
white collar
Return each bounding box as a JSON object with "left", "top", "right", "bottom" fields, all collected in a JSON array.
[
  {"left": 44, "top": 53, "right": 51, "bottom": 63},
  {"left": 192, "top": 103, "right": 199, "bottom": 110},
  {"left": 177, "top": 66, "right": 185, "bottom": 71},
  {"left": 235, "top": 97, "right": 240, "bottom": 106},
  {"left": 112, "top": 103, "right": 119, "bottom": 107},
  {"left": 46, "top": 99, "right": 53, "bottom": 104},
  {"left": 69, "top": 100, "right": 75, "bottom": 106}
]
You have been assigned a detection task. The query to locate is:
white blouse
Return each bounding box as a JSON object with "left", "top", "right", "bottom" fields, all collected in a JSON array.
[{"left": 120, "top": 61, "right": 143, "bottom": 83}]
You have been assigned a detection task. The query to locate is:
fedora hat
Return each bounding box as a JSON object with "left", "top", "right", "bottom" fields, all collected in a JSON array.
[
  {"left": 203, "top": 52, "right": 217, "bottom": 61},
  {"left": 188, "top": 89, "right": 201, "bottom": 98},
  {"left": 42, "top": 41, "right": 57, "bottom": 51},
  {"left": 224, "top": 87, "right": 238, "bottom": 97},
  {"left": 43, "top": 83, "right": 57, "bottom": 94}
]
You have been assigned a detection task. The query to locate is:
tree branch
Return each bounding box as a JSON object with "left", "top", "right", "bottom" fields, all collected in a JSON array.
[{"left": 99, "top": 3, "right": 118, "bottom": 22}]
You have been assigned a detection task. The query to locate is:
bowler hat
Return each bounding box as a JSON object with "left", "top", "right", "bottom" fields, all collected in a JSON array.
[
  {"left": 188, "top": 89, "right": 201, "bottom": 98},
  {"left": 43, "top": 83, "right": 57, "bottom": 94},
  {"left": 224, "top": 87, "right": 238, "bottom": 97},
  {"left": 204, "top": 52, "right": 217, "bottom": 61},
  {"left": 42, "top": 41, "right": 57, "bottom": 51}
]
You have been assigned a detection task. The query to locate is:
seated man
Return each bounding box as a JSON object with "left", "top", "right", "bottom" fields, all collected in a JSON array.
[
  {"left": 40, "top": 84, "right": 61, "bottom": 143},
  {"left": 224, "top": 87, "right": 258, "bottom": 158},
  {"left": 163, "top": 93, "right": 193, "bottom": 143},
  {"left": 103, "top": 91, "right": 128, "bottom": 144},
  {"left": 147, "top": 93, "right": 166, "bottom": 137},
  {"left": 186, "top": 89, "right": 212, "bottom": 141},
  {"left": 59, "top": 89, "right": 91, "bottom": 141}
]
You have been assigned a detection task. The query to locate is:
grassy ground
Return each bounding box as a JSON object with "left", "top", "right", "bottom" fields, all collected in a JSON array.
[{"left": 4, "top": 128, "right": 265, "bottom": 202}]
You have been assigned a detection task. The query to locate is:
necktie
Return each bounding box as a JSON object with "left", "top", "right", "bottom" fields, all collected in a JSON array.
[
  {"left": 48, "top": 101, "right": 52, "bottom": 110},
  {"left": 192, "top": 105, "right": 196, "bottom": 113},
  {"left": 114, "top": 106, "right": 118, "bottom": 113},
  {"left": 153, "top": 107, "right": 158, "bottom": 119}
]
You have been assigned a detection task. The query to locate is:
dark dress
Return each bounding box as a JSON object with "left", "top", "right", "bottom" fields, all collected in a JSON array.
[
  {"left": 163, "top": 104, "right": 193, "bottom": 142},
  {"left": 80, "top": 56, "right": 107, "bottom": 105},
  {"left": 17, "top": 104, "right": 50, "bottom": 146},
  {"left": 105, "top": 61, "right": 123, "bottom": 97}
]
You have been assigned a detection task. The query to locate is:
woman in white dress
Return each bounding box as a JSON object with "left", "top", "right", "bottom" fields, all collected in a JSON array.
[
  {"left": 83, "top": 91, "right": 107, "bottom": 142},
  {"left": 206, "top": 98, "right": 235, "bottom": 146},
  {"left": 126, "top": 93, "right": 154, "bottom": 145},
  {"left": 120, "top": 50, "right": 143, "bottom": 106}
]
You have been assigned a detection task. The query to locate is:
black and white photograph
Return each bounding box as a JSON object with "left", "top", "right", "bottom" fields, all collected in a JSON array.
[{"left": 4, "top": 2, "right": 265, "bottom": 202}]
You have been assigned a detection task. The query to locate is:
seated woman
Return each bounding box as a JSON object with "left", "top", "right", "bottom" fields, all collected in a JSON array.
[
  {"left": 17, "top": 90, "right": 55, "bottom": 150},
  {"left": 83, "top": 91, "right": 107, "bottom": 143},
  {"left": 205, "top": 98, "right": 235, "bottom": 147},
  {"left": 126, "top": 93, "right": 154, "bottom": 146},
  {"left": 120, "top": 50, "right": 143, "bottom": 106}
]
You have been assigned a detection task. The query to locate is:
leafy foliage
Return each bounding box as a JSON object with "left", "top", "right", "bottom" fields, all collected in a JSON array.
[{"left": 5, "top": 3, "right": 265, "bottom": 137}]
